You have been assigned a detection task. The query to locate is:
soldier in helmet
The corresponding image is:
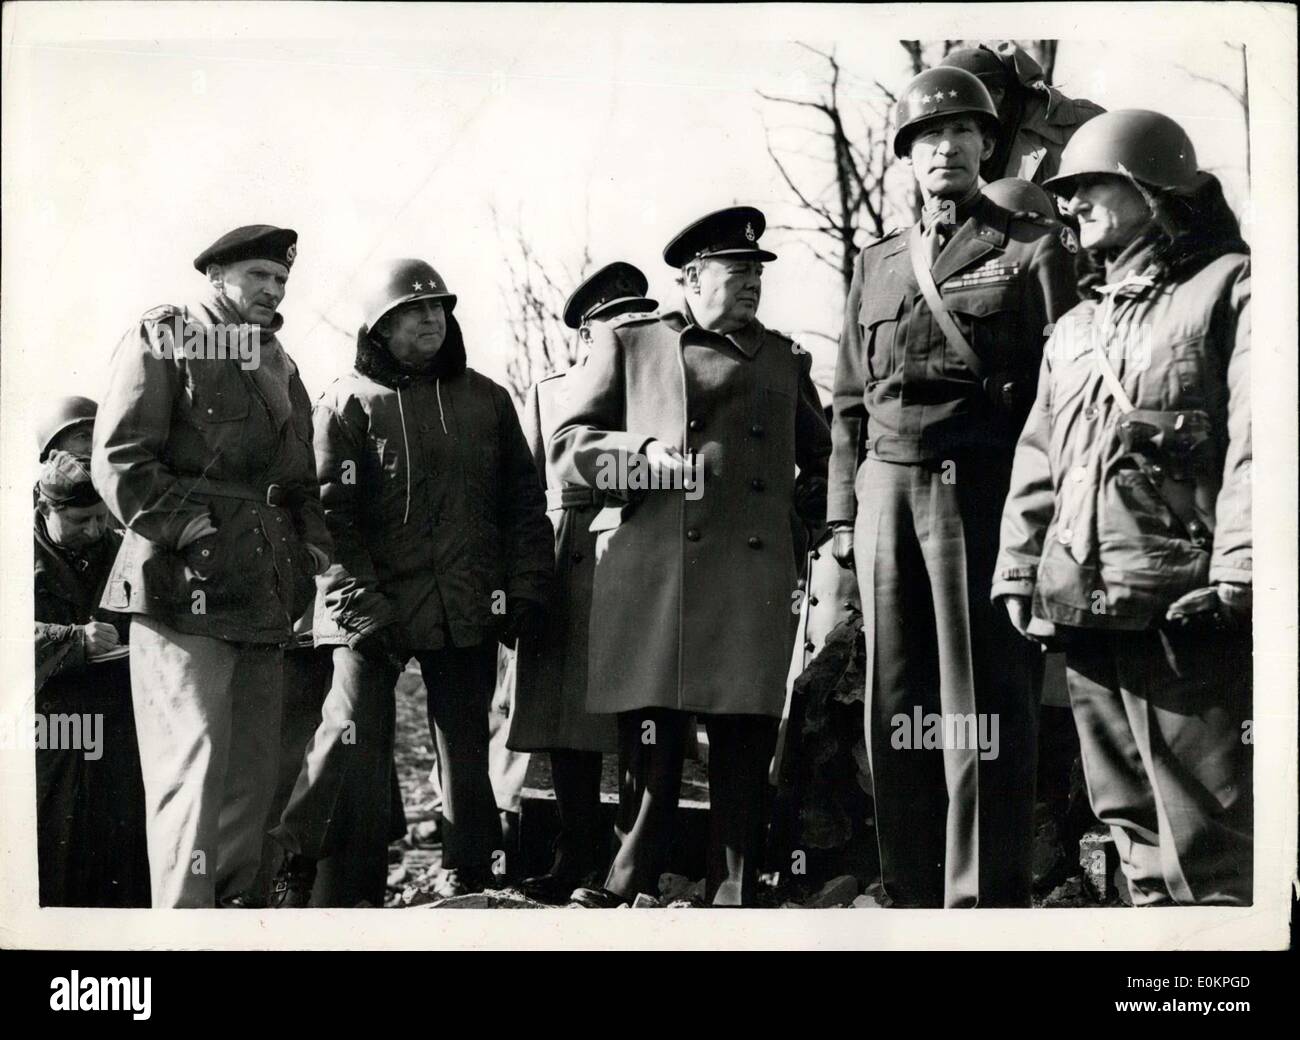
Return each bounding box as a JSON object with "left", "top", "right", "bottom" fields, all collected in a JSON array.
[
  {"left": 996, "top": 111, "right": 1252, "bottom": 905},
  {"left": 269, "top": 257, "right": 553, "bottom": 906},
  {"left": 93, "top": 224, "right": 332, "bottom": 908},
  {"left": 940, "top": 42, "right": 1105, "bottom": 189},
  {"left": 508, "top": 262, "right": 659, "bottom": 903},
  {"left": 827, "top": 67, "right": 1079, "bottom": 907},
  {"left": 555, "top": 207, "right": 831, "bottom": 908},
  {"left": 36, "top": 396, "right": 98, "bottom": 461}
]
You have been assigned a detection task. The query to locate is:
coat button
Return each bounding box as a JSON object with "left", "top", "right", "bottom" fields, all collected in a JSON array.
[
  {"left": 751, "top": 477, "right": 766, "bottom": 491},
  {"left": 842, "top": 599, "right": 855, "bottom": 610},
  {"left": 748, "top": 536, "right": 762, "bottom": 549},
  {"left": 1149, "top": 463, "right": 1164, "bottom": 479},
  {"left": 1083, "top": 405, "right": 1099, "bottom": 420},
  {"left": 804, "top": 640, "right": 816, "bottom": 652},
  {"left": 686, "top": 528, "right": 701, "bottom": 542},
  {"left": 571, "top": 551, "right": 584, "bottom": 563},
  {"left": 688, "top": 418, "right": 704, "bottom": 432},
  {"left": 808, "top": 595, "right": 819, "bottom": 606},
  {"left": 811, "top": 549, "right": 821, "bottom": 561},
  {"left": 750, "top": 423, "right": 764, "bottom": 437}
]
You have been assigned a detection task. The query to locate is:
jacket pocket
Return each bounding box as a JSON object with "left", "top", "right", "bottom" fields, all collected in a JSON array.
[
  {"left": 1098, "top": 469, "right": 1209, "bottom": 598},
  {"left": 858, "top": 292, "right": 904, "bottom": 382},
  {"left": 943, "top": 285, "right": 1017, "bottom": 372}
]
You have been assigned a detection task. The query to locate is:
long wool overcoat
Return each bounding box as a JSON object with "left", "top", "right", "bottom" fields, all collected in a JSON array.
[{"left": 550, "top": 307, "right": 830, "bottom": 718}]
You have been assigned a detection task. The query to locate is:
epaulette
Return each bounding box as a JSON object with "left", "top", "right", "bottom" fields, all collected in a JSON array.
[
  {"left": 862, "top": 227, "right": 905, "bottom": 251},
  {"left": 141, "top": 304, "right": 183, "bottom": 324},
  {"left": 603, "top": 309, "right": 660, "bottom": 329}
]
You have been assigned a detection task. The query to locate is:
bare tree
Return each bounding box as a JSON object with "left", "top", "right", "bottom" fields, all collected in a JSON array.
[
  {"left": 492, "top": 205, "right": 592, "bottom": 406},
  {"left": 757, "top": 44, "right": 903, "bottom": 303},
  {"left": 1178, "top": 42, "right": 1251, "bottom": 184}
]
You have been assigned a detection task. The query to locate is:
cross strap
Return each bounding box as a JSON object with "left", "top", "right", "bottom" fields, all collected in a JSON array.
[{"left": 907, "top": 224, "right": 987, "bottom": 379}]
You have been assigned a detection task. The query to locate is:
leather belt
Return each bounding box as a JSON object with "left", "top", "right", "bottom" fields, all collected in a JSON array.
[
  {"left": 181, "top": 476, "right": 299, "bottom": 508},
  {"left": 545, "top": 486, "right": 600, "bottom": 510}
]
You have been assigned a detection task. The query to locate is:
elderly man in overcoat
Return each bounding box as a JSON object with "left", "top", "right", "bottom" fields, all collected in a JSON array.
[{"left": 554, "top": 207, "right": 831, "bottom": 907}]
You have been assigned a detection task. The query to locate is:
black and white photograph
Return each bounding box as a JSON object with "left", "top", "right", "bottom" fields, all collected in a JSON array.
[{"left": 1, "top": 0, "right": 1295, "bottom": 968}]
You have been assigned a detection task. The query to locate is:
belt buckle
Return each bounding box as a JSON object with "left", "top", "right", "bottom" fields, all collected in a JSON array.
[{"left": 266, "top": 483, "right": 284, "bottom": 507}]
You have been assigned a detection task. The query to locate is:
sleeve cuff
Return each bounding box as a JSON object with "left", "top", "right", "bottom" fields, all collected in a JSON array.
[
  {"left": 176, "top": 512, "right": 217, "bottom": 550},
  {"left": 990, "top": 577, "right": 1035, "bottom": 602}
]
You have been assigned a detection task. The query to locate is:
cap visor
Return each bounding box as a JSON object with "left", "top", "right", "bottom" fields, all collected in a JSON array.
[{"left": 704, "top": 248, "right": 778, "bottom": 262}]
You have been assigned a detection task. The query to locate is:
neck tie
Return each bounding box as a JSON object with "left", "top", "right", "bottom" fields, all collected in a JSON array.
[{"left": 921, "top": 199, "right": 956, "bottom": 269}]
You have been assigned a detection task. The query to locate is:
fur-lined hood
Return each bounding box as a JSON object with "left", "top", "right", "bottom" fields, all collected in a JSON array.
[{"left": 354, "top": 313, "right": 468, "bottom": 389}]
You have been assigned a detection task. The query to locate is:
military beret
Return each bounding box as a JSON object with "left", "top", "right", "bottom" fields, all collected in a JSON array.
[
  {"left": 37, "top": 451, "right": 101, "bottom": 508},
  {"left": 193, "top": 225, "right": 298, "bottom": 273},
  {"left": 662, "top": 206, "right": 777, "bottom": 268},
  {"left": 562, "top": 262, "right": 658, "bottom": 329}
]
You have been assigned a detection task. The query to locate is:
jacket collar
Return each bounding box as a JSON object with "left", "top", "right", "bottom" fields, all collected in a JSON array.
[
  {"left": 671, "top": 304, "right": 766, "bottom": 358},
  {"left": 193, "top": 288, "right": 285, "bottom": 338},
  {"left": 354, "top": 314, "right": 468, "bottom": 389},
  {"left": 930, "top": 194, "right": 1008, "bottom": 286},
  {"left": 34, "top": 511, "right": 114, "bottom": 604}
]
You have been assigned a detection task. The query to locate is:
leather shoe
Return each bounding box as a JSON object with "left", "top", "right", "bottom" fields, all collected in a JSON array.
[
  {"left": 271, "top": 853, "right": 317, "bottom": 909},
  {"left": 569, "top": 886, "right": 630, "bottom": 909},
  {"left": 520, "top": 872, "right": 584, "bottom": 904}
]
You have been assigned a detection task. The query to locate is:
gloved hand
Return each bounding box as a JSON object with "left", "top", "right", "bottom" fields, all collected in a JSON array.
[
  {"left": 353, "top": 623, "right": 409, "bottom": 667},
  {"left": 500, "top": 597, "right": 546, "bottom": 648},
  {"left": 830, "top": 524, "right": 855, "bottom": 572},
  {"left": 1165, "top": 583, "right": 1251, "bottom": 630}
]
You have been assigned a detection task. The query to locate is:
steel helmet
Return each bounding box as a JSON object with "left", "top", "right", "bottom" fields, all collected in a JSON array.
[
  {"left": 893, "top": 66, "right": 1000, "bottom": 158},
  {"left": 359, "top": 258, "right": 458, "bottom": 331},
  {"left": 1042, "top": 110, "right": 1201, "bottom": 198},
  {"left": 36, "top": 395, "right": 97, "bottom": 460},
  {"left": 981, "top": 177, "right": 1056, "bottom": 217}
]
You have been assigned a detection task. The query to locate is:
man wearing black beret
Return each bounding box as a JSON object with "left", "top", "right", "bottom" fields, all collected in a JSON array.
[
  {"left": 553, "top": 209, "right": 831, "bottom": 907},
  {"left": 92, "top": 223, "right": 332, "bottom": 908}
]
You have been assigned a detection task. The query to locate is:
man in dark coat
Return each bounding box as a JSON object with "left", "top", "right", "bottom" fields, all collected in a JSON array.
[
  {"left": 93, "top": 224, "right": 333, "bottom": 907},
  {"left": 556, "top": 207, "right": 831, "bottom": 907},
  {"left": 269, "top": 257, "right": 553, "bottom": 905},
  {"left": 33, "top": 451, "right": 150, "bottom": 907},
  {"left": 827, "top": 69, "right": 1079, "bottom": 907},
  {"left": 509, "top": 262, "right": 658, "bottom": 903}
]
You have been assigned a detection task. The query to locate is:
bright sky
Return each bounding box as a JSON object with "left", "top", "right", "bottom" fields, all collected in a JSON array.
[{"left": 1, "top": 2, "right": 1283, "bottom": 436}]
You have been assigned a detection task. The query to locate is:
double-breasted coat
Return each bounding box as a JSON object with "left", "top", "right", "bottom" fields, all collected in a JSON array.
[
  {"left": 550, "top": 307, "right": 831, "bottom": 718},
  {"left": 509, "top": 371, "right": 618, "bottom": 752}
]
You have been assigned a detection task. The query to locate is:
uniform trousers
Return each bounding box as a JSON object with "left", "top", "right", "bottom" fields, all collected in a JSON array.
[
  {"left": 129, "top": 615, "right": 282, "bottom": 908},
  {"left": 272, "top": 642, "right": 502, "bottom": 903},
  {"left": 547, "top": 748, "right": 605, "bottom": 882},
  {"left": 606, "top": 707, "right": 778, "bottom": 906},
  {"left": 1065, "top": 625, "right": 1252, "bottom": 906},
  {"left": 853, "top": 454, "right": 1041, "bottom": 907}
]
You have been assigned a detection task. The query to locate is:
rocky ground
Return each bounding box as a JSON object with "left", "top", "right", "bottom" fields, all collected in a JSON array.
[{"left": 385, "top": 662, "right": 1122, "bottom": 910}]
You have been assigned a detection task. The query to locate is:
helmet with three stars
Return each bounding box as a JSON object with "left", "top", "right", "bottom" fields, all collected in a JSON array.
[
  {"left": 893, "top": 66, "right": 1000, "bottom": 158},
  {"left": 1042, "top": 109, "right": 1203, "bottom": 198},
  {"left": 359, "top": 258, "right": 458, "bottom": 331}
]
